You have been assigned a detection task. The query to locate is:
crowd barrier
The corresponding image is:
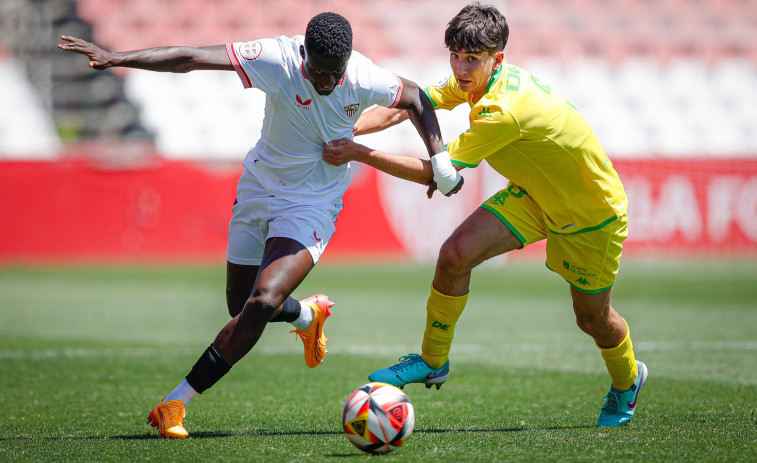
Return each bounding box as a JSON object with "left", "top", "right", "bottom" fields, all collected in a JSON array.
[{"left": 1, "top": 155, "right": 755, "bottom": 264}]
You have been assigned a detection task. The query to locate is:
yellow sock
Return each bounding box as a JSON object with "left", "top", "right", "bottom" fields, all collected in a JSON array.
[
  {"left": 421, "top": 284, "right": 469, "bottom": 368},
  {"left": 599, "top": 318, "right": 638, "bottom": 390}
]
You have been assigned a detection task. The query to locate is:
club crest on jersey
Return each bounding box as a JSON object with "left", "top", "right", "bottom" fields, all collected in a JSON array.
[
  {"left": 239, "top": 41, "right": 262, "bottom": 61},
  {"left": 343, "top": 103, "right": 359, "bottom": 117},
  {"left": 295, "top": 94, "right": 312, "bottom": 109}
]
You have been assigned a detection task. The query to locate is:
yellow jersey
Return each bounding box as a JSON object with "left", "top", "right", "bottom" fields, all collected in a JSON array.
[{"left": 425, "top": 63, "right": 627, "bottom": 234}]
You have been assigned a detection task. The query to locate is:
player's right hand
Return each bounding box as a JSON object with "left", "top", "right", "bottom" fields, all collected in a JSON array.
[
  {"left": 430, "top": 151, "right": 464, "bottom": 196},
  {"left": 444, "top": 175, "right": 464, "bottom": 196},
  {"left": 426, "top": 175, "right": 464, "bottom": 198},
  {"left": 58, "top": 36, "right": 111, "bottom": 70}
]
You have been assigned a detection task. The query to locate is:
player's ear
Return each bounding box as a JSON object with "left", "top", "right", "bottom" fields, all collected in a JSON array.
[
  {"left": 493, "top": 50, "right": 505, "bottom": 70},
  {"left": 300, "top": 45, "right": 306, "bottom": 60}
]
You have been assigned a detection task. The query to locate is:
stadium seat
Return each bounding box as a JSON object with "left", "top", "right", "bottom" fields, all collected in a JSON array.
[
  {"left": 0, "top": 58, "right": 62, "bottom": 157},
  {"left": 55, "top": 0, "right": 756, "bottom": 158}
]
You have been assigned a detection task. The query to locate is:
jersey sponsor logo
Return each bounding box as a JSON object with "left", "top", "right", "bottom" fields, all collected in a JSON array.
[
  {"left": 343, "top": 103, "right": 359, "bottom": 117},
  {"left": 238, "top": 41, "right": 262, "bottom": 61},
  {"left": 295, "top": 95, "right": 312, "bottom": 109},
  {"left": 476, "top": 107, "right": 492, "bottom": 118}
]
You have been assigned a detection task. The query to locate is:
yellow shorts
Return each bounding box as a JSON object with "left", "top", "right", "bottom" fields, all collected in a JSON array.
[{"left": 481, "top": 185, "right": 628, "bottom": 293}]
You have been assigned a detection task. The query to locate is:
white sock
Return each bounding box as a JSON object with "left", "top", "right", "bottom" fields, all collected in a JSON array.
[
  {"left": 164, "top": 379, "right": 199, "bottom": 405},
  {"left": 290, "top": 301, "right": 314, "bottom": 330}
]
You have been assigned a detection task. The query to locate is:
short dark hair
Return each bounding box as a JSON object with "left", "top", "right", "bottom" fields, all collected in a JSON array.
[
  {"left": 305, "top": 12, "right": 353, "bottom": 58},
  {"left": 444, "top": 2, "right": 509, "bottom": 53}
]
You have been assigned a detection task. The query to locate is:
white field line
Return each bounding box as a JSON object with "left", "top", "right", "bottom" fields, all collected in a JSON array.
[{"left": 2, "top": 340, "right": 756, "bottom": 360}]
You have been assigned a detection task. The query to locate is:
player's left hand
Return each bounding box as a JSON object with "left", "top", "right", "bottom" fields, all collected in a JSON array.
[
  {"left": 58, "top": 35, "right": 111, "bottom": 70},
  {"left": 322, "top": 139, "right": 365, "bottom": 166}
]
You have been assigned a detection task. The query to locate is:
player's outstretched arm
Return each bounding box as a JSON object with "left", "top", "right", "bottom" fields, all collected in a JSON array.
[
  {"left": 353, "top": 106, "right": 409, "bottom": 136},
  {"left": 57, "top": 35, "right": 233, "bottom": 73},
  {"left": 393, "top": 77, "right": 462, "bottom": 196},
  {"left": 322, "top": 139, "right": 463, "bottom": 199}
]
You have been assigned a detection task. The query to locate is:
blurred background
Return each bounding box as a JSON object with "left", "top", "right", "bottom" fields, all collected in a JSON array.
[{"left": 1, "top": 0, "right": 756, "bottom": 264}]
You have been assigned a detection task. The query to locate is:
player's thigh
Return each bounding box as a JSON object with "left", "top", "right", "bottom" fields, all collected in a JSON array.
[
  {"left": 441, "top": 207, "right": 523, "bottom": 269},
  {"left": 546, "top": 214, "right": 628, "bottom": 293},
  {"left": 227, "top": 195, "right": 269, "bottom": 266},
  {"left": 478, "top": 184, "right": 549, "bottom": 249},
  {"left": 267, "top": 201, "right": 342, "bottom": 266},
  {"left": 254, "top": 236, "right": 315, "bottom": 302}
]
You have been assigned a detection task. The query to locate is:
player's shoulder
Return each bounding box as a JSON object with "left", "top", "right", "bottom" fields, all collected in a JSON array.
[
  {"left": 345, "top": 50, "right": 397, "bottom": 87},
  {"left": 235, "top": 35, "right": 300, "bottom": 57},
  {"left": 345, "top": 49, "right": 378, "bottom": 75},
  {"left": 427, "top": 73, "right": 459, "bottom": 94}
]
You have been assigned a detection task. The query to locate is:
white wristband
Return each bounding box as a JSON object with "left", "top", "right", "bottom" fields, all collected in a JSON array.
[{"left": 430, "top": 151, "right": 462, "bottom": 195}]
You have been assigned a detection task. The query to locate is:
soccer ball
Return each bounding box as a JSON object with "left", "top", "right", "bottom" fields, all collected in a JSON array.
[{"left": 342, "top": 382, "right": 415, "bottom": 454}]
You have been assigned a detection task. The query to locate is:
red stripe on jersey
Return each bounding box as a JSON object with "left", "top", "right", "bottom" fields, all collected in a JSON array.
[
  {"left": 226, "top": 43, "right": 252, "bottom": 89},
  {"left": 388, "top": 74, "right": 403, "bottom": 108}
]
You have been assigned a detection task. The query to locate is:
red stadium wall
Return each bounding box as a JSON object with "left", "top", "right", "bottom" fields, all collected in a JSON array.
[{"left": 1, "top": 155, "right": 756, "bottom": 264}]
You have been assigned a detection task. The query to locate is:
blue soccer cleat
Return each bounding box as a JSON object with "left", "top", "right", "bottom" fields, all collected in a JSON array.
[
  {"left": 368, "top": 353, "right": 449, "bottom": 389},
  {"left": 596, "top": 360, "right": 648, "bottom": 427}
]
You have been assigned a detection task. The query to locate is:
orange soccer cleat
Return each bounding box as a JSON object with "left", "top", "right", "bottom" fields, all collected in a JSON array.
[
  {"left": 290, "top": 294, "right": 334, "bottom": 368},
  {"left": 147, "top": 399, "right": 189, "bottom": 439}
]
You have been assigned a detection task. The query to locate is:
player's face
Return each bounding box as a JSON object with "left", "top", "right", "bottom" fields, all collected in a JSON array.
[
  {"left": 449, "top": 48, "right": 504, "bottom": 101},
  {"left": 301, "top": 45, "right": 350, "bottom": 96}
]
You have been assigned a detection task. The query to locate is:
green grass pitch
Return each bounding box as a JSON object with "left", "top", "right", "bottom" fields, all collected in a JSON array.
[{"left": 1, "top": 260, "right": 756, "bottom": 462}]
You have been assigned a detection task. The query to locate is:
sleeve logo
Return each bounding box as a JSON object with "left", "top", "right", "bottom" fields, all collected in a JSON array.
[
  {"left": 239, "top": 41, "right": 262, "bottom": 61},
  {"left": 434, "top": 74, "right": 451, "bottom": 88}
]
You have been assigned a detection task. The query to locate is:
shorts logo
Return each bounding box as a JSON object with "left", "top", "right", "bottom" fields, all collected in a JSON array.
[
  {"left": 491, "top": 185, "right": 527, "bottom": 205},
  {"left": 343, "top": 103, "right": 359, "bottom": 117},
  {"left": 563, "top": 260, "right": 597, "bottom": 286},
  {"left": 312, "top": 231, "right": 322, "bottom": 243},
  {"left": 239, "top": 41, "right": 262, "bottom": 61}
]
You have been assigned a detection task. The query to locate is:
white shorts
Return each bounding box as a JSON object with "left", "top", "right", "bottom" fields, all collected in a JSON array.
[{"left": 227, "top": 169, "right": 343, "bottom": 266}]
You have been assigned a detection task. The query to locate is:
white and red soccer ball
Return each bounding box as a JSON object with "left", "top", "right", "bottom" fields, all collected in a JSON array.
[{"left": 342, "top": 382, "right": 415, "bottom": 454}]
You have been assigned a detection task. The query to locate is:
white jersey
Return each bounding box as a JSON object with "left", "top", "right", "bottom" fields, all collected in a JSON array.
[{"left": 226, "top": 35, "right": 403, "bottom": 205}]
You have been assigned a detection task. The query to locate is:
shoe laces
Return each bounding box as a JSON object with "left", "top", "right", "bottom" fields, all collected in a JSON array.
[
  {"left": 162, "top": 401, "right": 185, "bottom": 422},
  {"left": 290, "top": 328, "right": 310, "bottom": 341},
  {"left": 601, "top": 389, "right": 622, "bottom": 414},
  {"left": 392, "top": 354, "right": 425, "bottom": 372}
]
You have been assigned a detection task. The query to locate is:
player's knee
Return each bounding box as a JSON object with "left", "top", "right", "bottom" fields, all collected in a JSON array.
[
  {"left": 437, "top": 236, "right": 476, "bottom": 274},
  {"left": 242, "top": 288, "right": 284, "bottom": 320},
  {"left": 575, "top": 311, "right": 616, "bottom": 339},
  {"left": 437, "top": 240, "right": 465, "bottom": 273},
  {"left": 226, "top": 288, "right": 246, "bottom": 318},
  {"left": 575, "top": 313, "right": 598, "bottom": 335},
  {"left": 226, "top": 298, "right": 242, "bottom": 318}
]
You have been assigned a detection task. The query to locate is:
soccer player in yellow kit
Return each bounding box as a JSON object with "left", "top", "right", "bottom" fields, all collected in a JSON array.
[{"left": 322, "top": 2, "right": 647, "bottom": 427}]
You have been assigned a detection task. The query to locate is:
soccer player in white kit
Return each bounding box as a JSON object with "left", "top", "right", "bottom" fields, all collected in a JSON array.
[{"left": 59, "top": 12, "right": 462, "bottom": 438}]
